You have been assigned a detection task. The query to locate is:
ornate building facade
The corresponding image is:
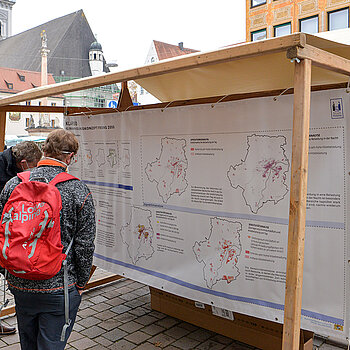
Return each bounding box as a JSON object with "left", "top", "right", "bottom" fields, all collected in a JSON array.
[{"left": 246, "top": 0, "right": 350, "bottom": 41}]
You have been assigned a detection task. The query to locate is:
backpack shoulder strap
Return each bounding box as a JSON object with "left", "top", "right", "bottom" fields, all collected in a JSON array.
[
  {"left": 49, "top": 172, "right": 78, "bottom": 186},
  {"left": 17, "top": 171, "right": 31, "bottom": 183}
]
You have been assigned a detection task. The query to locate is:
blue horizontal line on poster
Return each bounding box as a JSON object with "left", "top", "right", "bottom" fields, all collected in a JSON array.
[
  {"left": 83, "top": 180, "right": 133, "bottom": 191},
  {"left": 143, "top": 203, "right": 344, "bottom": 230},
  {"left": 94, "top": 253, "right": 343, "bottom": 326}
]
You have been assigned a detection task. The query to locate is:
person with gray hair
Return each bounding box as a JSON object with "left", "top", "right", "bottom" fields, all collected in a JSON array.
[{"left": 0, "top": 141, "right": 42, "bottom": 193}]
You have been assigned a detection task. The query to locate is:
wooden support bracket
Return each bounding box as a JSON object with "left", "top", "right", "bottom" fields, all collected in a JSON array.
[
  {"left": 117, "top": 81, "right": 133, "bottom": 111},
  {"left": 287, "top": 45, "right": 350, "bottom": 76}
]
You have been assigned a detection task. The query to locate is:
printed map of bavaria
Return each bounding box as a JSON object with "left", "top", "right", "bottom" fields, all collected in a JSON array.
[
  {"left": 227, "top": 134, "right": 289, "bottom": 214},
  {"left": 193, "top": 218, "right": 242, "bottom": 289},
  {"left": 145, "top": 137, "right": 188, "bottom": 203}
]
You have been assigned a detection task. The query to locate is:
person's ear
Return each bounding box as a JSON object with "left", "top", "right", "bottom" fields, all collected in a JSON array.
[{"left": 19, "top": 159, "right": 28, "bottom": 171}]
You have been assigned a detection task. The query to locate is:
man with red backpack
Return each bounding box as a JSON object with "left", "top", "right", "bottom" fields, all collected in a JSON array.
[{"left": 0, "top": 129, "right": 96, "bottom": 349}]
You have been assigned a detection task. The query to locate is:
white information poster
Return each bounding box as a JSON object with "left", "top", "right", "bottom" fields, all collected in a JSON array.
[{"left": 66, "top": 89, "right": 350, "bottom": 341}]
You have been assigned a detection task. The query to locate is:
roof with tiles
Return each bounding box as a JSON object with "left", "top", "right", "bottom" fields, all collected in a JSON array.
[
  {"left": 0, "top": 10, "right": 109, "bottom": 78},
  {"left": 153, "top": 40, "right": 199, "bottom": 60},
  {"left": 0, "top": 67, "right": 56, "bottom": 94}
]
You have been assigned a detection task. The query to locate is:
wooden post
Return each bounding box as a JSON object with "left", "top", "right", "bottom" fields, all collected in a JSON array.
[
  {"left": 282, "top": 58, "right": 312, "bottom": 350},
  {"left": 0, "top": 111, "right": 6, "bottom": 151}
]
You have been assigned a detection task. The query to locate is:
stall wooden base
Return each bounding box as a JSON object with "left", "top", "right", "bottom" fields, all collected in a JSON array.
[{"left": 150, "top": 287, "right": 313, "bottom": 350}]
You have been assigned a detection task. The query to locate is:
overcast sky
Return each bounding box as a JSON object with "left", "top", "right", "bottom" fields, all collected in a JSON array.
[{"left": 12, "top": 0, "right": 246, "bottom": 70}]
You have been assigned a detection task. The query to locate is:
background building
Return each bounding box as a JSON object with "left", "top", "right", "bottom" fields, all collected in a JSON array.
[
  {"left": 138, "top": 40, "right": 199, "bottom": 105},
  {"left": 246, "top": 0, "right": 349, "bottom": 41}
]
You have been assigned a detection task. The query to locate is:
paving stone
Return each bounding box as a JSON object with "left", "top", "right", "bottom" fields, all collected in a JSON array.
[
  {"left": 132, "top": 287, "right": 150, "bottom": 296},
  {"left": 68, "top": 330, "right": 85, "bottom": 342},
  {"left": 137, "top": 295, "right": 151, "bottom": 304},
  {"left": 148, "top": 333, "right": 176, "bottom": 348},
  {"left": 124, "top": 298, "right": 148, "bottom": 309},
  {"left": 102, "top": 289, "right": 122, "bottom": 299},
  {"left": 114, "top": 312, "right": 138, "bottom": 323},
  {"left": 94, "top": 335, "right": 114, "bottom": 347},
  {"left": 81, "top": 325, "right": 106, "bottom": 339},
  {"left": 119, "top": 320, "right": 144, "bottom": 333},
  {"left": 177, "top": 321, "right": 199, "bottom": 332},
  {"left": 99, "top": 318, "right": 122, "bottom": 331},
  {"left": 110, "top": 304, "right": 132, "bottom": 314},
  {"left": 119, "top": 292, "right": 139, "bottom": 301},
  {"left": 187, "top": 328, "right": 215, "bottom": 342},
  {"left": 84, "top": 289, "right": 103, "bottom": 297},
  {"left": 124, "top": 330, "right": 152, "bottom": 344},
  {"left": 148, "top": 310, "right": 167, "bottom": 319},
  {"left": 108, "top": 339, "right": 136, "bottom": 349},
  {"left": 129, "top": 306, "right": 150, "bottom": 317},
  {"left": 163, "top": 346, "right": 181, "bottom": 350},
  {"left": 142, "top": 323, "right": 166, "bottom": 336},
  {"left": 89, "top": 295, "right": 109, "bottom": 304},
  {"left": 92, "top": 302, "right": 114, "bottom": 312},
  {"left": 72, "top": 322, "right": 85, "bottom": 332},
  {"left": 77, "top": 316, "right": 101, "bottom": 328},
  {"left": 0, "top": 345, "right": 21, "bottom": 350},
  {"left": 171, "top": 336, "right": 201, "bottom": 350},
  {"left": 106, "top": 296, "right": 127, "bottom": 306},
  {"left": 103, "top": 328, "right": 128, "bottom": 342},
  {"left": 156, "top": 317, "right": 180, "bottom": 329},
  {"left": 134, "top": 315, "right": 159, "bottom": 326},
  {"left": 79, "top": 299, "right": 95, "bottom": 310},
  {"left": 0, "top": 332, "right": 20, "bottom": 345},
  {"left": 164, "top": 325, "right": 191, "bottom": 339},
  {"left": 195, "top": 339, "right": 226, "bottom": 350},
  {"left": 95, "top": 309, "right": 118, "bottom": 321},
  {"left": 69, "top": 337, "right": 98, "bottom": 349},
  {"left": 78, "top": 307, "right": 98, "bottom": 318}
]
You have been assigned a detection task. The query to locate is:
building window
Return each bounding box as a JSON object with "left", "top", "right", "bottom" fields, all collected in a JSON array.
[
  {"left": 51, "top": 120, "right": 55, "bottom": 128},
  {"left": 51, "top": 102, "right": 56, "bottom": 106},
  {"left": 251, "top": 0, "right": 266, "bottom": 7},
  {"left": 26, "top": 101, "right": 31, "bottom": 106},
  {"left": 274, "top": 22, "right": 291, "bottom": 37},
  {"left": 25, "top": 118, "right": 30, "bottom": 127},
  {"left": 38, "top": 101, "right": 41, "bottom": 106},
  {"left": 328, "top": 8, "right": 349, "bottom": 31},
  {"left": 5, "top": 81, "right": 13, "bottom": 89},
  {"left": 299, "top": 15, "right": 319, "bottom": 34},
  {"left": 251, "top": 29, "right": 267, "bottom": 41},
  {"left": 17, "top": 73, "right": 25, "bottom": 82}
]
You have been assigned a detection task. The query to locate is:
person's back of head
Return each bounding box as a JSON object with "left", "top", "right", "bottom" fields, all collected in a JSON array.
[
  {"left": 12, "top": 141, "right": 42, "bottom": 170},
  {"left": 42, "top": 129, "right": 79, "bottom": 163}
]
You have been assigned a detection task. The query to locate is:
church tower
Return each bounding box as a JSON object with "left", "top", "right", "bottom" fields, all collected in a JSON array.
[
  {"left": 89, "top": 40, "right": 104, "bottom": 76},
  {"left": 0, "top": 0, "right": 15, "bottom": 40}
]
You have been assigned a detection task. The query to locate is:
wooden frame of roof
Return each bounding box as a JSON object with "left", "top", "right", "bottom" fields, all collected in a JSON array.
[{"left": 0, "top": 32, "right": 350, "bottom": 350}]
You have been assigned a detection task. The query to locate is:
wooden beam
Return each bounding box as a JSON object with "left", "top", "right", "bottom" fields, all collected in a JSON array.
[
  {"left": 0, "top": 105, "right": 113, "bottom": 114},
  {"left": 287, "top": 45, "right": 350, "bottom": 76},
  {"left": 0, "top": 34, "right": 306, "bottom": 107},
  {"left": 282, "top": 58, "right": 312, "bottom": 350},
  {"left": 0, "top": 112, "right": 6, "bottom": 151}
]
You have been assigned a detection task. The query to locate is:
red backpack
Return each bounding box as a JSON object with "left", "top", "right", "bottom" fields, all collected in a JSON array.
[{"left": 0, "top": 171, "right": 77, "bottom": 280}]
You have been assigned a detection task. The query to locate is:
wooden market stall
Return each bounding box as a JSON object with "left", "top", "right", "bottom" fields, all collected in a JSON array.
[{"left": 0, "top": 32, "right": 349, "bottom": 350}]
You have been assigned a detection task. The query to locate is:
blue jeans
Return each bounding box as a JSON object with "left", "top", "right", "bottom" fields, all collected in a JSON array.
[{"left": 12, "top": 287, "right": 81, "bottom": 350}]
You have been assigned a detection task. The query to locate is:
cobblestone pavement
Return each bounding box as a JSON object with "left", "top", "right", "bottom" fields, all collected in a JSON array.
[{"left": 0, "top": 269, "right": 345, "bottom": 350}]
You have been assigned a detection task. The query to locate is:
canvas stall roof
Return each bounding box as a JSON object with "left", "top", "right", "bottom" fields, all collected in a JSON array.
[
  {"left": 135, "top": 33, "right": 350, "bottom": 102},
  {"left": 0, "top": 33, "right": 349, "bottom": 107}
]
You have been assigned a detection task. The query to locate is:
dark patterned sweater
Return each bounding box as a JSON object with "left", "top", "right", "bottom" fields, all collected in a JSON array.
[{"left": 0, "top": 164, "right": 96, "bottom": 293}]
